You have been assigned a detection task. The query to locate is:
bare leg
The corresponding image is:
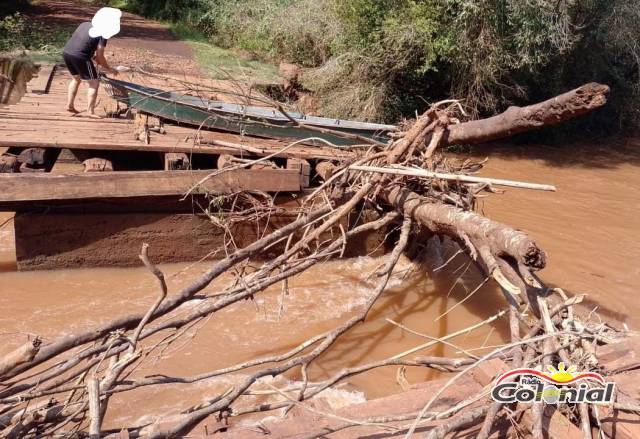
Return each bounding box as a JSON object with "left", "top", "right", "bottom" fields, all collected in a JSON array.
[
  {"left": 87, "top": 79, "right": 101, "bottom": 118},
  {"left": 66, "top": 76, "right": 81, "bottom": 113}
]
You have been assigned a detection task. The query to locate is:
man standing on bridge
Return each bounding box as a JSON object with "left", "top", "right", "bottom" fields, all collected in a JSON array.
[{"left": 62, "top": 7, "right": 121, "bottom": 118}]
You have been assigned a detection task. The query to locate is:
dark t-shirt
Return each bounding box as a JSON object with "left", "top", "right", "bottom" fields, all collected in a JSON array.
[{"left": 63, "top": 22, "right": 108, "bottom": 60}]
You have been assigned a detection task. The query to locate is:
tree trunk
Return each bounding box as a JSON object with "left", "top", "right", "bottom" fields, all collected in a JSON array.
[
  {"left": 445, "top": 83, "right": 609, "bottom": 145},
  {"left": 384, "top": 185, "right": 546, "bottom": 270}
]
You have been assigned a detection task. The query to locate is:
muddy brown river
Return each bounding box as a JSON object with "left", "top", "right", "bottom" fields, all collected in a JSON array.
[{"left": 0, "top": 137, "right": 638, "bottom": 428}]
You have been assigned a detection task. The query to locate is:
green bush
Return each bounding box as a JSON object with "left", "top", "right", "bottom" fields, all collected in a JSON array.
[
  {"left": 0, "top": 13, "right": 29, "bottom": 52},
  {"left": 0, "top": 12, "right": 73, "bottom": 57},
  {"left": 196, "top": 0, "right": 340, "bottom": 66},
  {"left": 122, "top": 0, "right": 206, "bottom": 21},
  {"left": 124, "top": 0, "right": 640, "bottom": 127}
]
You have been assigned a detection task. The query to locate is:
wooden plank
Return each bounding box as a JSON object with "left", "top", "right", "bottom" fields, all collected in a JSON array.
[
  {"left": 0, "top": 135, "right": 350, "bottom": 160},
  {"left": 0, "top": 113, "right": 132, "bottom": 124},
  {"left": 12, "top": 99, "right": 72, "bottom": 106},
  {"left": 287, "top": 158, "right": 311, "bottom": 187},
  {"left": 12, "top": 95, "right": 69, "bottom": 103},
  {"left": 597, "top": 337, "right": 640, "bottom": 374},
  {"left": 27, "top": 64, "right": 56, "bottom": 94},
  {"left": 23, "top": 91, "right": 66, "bottom": 98},
  {"left": 0, "top": 122, "right": 137, "bottom": 134},
  {"left": 0, "top": 168, "right": 300, "bottom": 207},
  {"left": 83, "top": 158, "right": 114, "bottom": 172},
  {"left": 0, "top": 137, "right": 237, "bottom": 155},
  {"left": 164, "top": 152, "right": 190, "bottom": 170},
  {"left": 0, "top": 120, "right": 135, "bottom": 130}
]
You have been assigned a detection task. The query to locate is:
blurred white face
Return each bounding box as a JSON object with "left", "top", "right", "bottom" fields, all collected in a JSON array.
[{"left": 89, "top": 7, "right": 122, "bottom": 39}]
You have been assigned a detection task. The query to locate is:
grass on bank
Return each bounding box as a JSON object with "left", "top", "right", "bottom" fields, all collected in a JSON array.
[
  {"left": 83, "top": 0, "right": 280, "bottom": 83},
  {"left": 168, "top": 21, "right": 279, "bottom": 83}
]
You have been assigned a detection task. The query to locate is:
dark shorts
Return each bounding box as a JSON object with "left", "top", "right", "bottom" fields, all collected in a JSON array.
[{"left": 63, "top": 52, "right": 99, "bottom": 81}]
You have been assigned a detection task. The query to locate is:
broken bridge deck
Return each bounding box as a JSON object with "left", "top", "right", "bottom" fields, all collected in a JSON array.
[
  {"left": 0, "top": 65, "right": 353, "bottom": 161},
  {"left": 0, "top": 64, "right": 374, "bottom": 270}
]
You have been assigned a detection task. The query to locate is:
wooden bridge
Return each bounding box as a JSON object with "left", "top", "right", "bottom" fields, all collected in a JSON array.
[
  {"left": 0, "top": 65, "right": 358, "bottom": 199},
  {"left": 0, "top": 64, "right": 352, "bottom": 158},
  {"left": 0, "top": 64, "right": 367, "bottom": 270}
]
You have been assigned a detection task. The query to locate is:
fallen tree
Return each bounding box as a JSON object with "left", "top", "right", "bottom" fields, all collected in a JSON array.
[
  {"left": 2, "top": 82, "right": 637, "bottom": 439},
  {"left": 445, "top": 83, "right": 610, "bottom": 145}
]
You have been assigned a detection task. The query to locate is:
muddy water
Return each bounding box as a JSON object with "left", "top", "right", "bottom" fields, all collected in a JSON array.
[
  {"left": 0, "top": 251, "right": 508, "bottom": 427},
  {"left": 0, "top": 137, "right": 639, "bottom": 427},
  {"left": 473, "top": 137, "right": 640, "bottom": 328}
]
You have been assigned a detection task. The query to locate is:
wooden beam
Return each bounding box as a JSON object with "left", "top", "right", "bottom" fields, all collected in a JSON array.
[
  {"left": 287, "top": 158, "right": 311, "bottom": 187},
  {"left": 27, "top": 64, "right": 56, "bottom": 94},
  {"left": 164, "top": 153, "right": 190, "bottom": 170},
  {"left": 0, "top": 155, "right": 19, "bottom": 173},
  {"left": 83, "top": 158, "right": 114, "bottom": 172},
  {"left": 0, "top": 137, "right": 231, "bottom": 155},
  {"left": 0, "top": 168, "right": 300, "bottom": 208},
  {"left": 0, "top": 117, "right": 134, "bottom": 128},
  {"left": 0, "top": 113, "right": 131, "bottom": 124},
  {"left": 0, "top": 132, "right": 352, "bottom": 161},
  {"left": 596, "top": 337, "right": 640, "bottom": 374}
]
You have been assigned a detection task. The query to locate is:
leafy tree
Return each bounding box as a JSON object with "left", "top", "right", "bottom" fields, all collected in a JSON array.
[{"left": 106, "top": 0, "right": 640, "bottom": 127}]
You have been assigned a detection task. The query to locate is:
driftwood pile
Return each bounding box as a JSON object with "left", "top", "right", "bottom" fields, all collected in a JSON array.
[{"left": 2, "top": 82, "right": 638, "bottom": 438}]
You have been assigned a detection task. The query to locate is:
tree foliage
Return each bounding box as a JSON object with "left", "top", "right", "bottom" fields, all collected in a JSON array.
[{"left": 114, "top": 0, "right": 639, "bottom": 126}]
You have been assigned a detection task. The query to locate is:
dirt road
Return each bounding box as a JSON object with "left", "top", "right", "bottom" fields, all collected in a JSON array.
[{"left": 28, "top": 0, "right": 202, "bottom": 75}]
